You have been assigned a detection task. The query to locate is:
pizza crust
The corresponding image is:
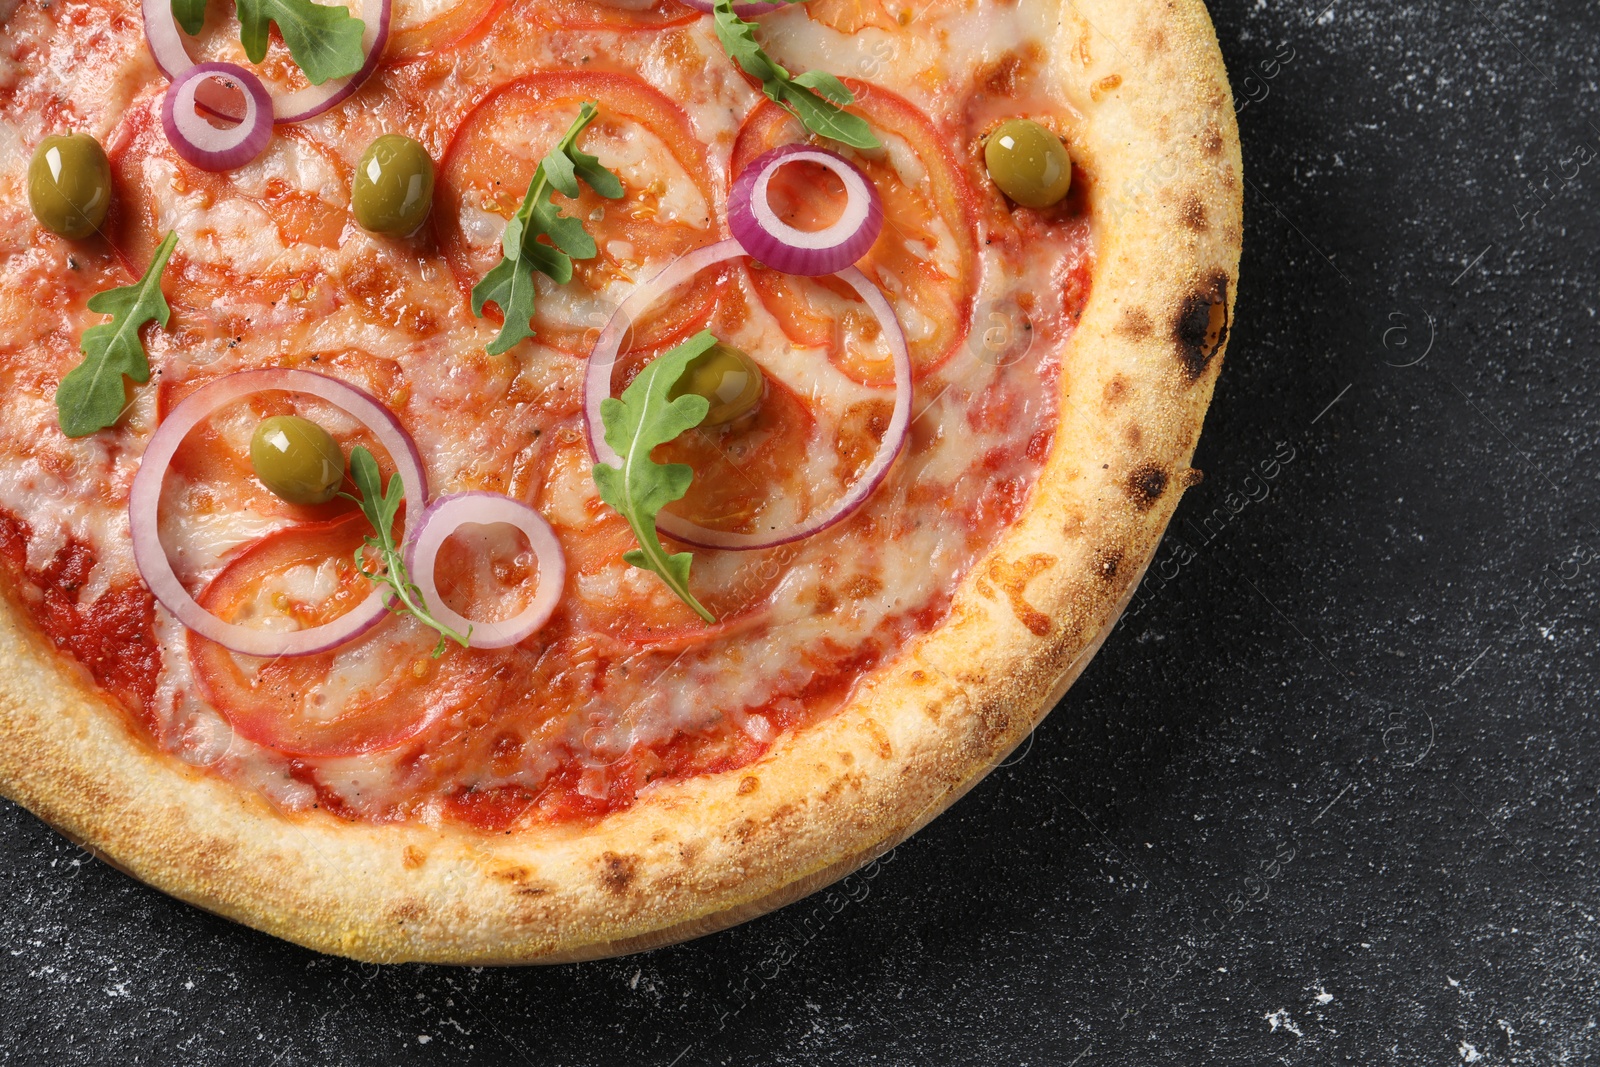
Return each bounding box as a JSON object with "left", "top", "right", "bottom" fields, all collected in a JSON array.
[{"left": 0, "top": 0, "right": 1241, "bottom": 962}]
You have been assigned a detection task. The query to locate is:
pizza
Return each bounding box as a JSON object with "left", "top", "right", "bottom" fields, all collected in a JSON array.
[{"left": 0, "top": 0, "right": 1241, "bottom": 962}]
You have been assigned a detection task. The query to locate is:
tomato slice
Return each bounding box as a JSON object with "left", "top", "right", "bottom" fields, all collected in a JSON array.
[
  {"left": 152, "top": 353, "right": 408, "bottom": 539},
  {"left": 531, "top": 0, "right": 699, "bottom": 31},
  {"left": 107, "top": 106, "right": 349, "bottom": 327},
  {"left": 193, "top": 519, "right": 559, "bottom": 764},
  {"left": 535, "top": 423, "right": 786, "bottom": 648},
  {"left": 386, "top": 0, "right": 509, "bottom": 62},
  {"left": 652, "top": 372, "right": 820, "bottom": 536},
  {"left": 730, "top": 83, "right": 978, "bottom": 385},
  {"left": 188, "top": 514, "right": 461, "bottom": 756},
  {"left": 436, "top": 72, "right": 725, "bottom": 355}
]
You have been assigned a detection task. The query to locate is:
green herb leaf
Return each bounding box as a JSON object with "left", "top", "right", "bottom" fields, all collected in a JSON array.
[
  {"left": 470, "top": 102, "right": 623, "bottom": 356},
  {"left": 236, "top": 0, "right": 366, "bottom": 85},
  {"left": 171, "top": 0, "right": 206, "bottom": 36},
  {"left": 591, "top": 330, "right": 717, "bottom": 623},
  {"left": 56, "top": 232, "right": 178, "bottom": 438},
  {"left": 338, "top": 446, "right": 471, "bottom": 657},
  {"left": 710, "top": 0, "right": 880, "bottom": 150}
]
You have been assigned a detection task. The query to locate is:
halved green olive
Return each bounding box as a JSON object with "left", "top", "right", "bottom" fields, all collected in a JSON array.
[
  {"left": 352, "top": 134, "right": 435, "bottom": 236},
  {"left": 670, "top": 343, "right": 764, "bottom": 427},
  {"left": 28, "top": 133, "right": 112, "bottom": 239},
  {"left": 251, "top": 415, "right": 346, "bottom": 505},
  {"left": 984, "top": 119, "right": 1072, "bottom": 209}
]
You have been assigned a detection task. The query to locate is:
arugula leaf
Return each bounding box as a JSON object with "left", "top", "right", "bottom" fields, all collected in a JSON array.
[
  {"left": 592, "top": 331, "right": 717, "bottom": 623},
  {"left": 339, "top": 446, "right": 471, "bottom": 657},
  {"left": 235, "top": 0, "right": 366, "bottom": 86},
  {"left": 470, "top": 102, "right": 623, "bottom": 356},
  {"left": 710, "top": 0, "right": 880, "bottom": 150},
  {"left": 171, "top": 0, "right": 206, "bottom": 36},
  {"left": 56, "top": 232, "right": 178, "bottom": 438}
]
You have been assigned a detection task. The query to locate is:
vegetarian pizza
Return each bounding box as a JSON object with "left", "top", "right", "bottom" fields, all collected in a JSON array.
[{"left": 0, "top": 0, "right": 1241, "bottom": 961}]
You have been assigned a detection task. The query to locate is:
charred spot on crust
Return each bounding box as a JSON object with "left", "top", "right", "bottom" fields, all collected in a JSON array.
[
  {"left": 1201, "top": 122, "right": 1224, "bottom": 157},
  {"left": 1127, "top": 463, "right": 1169, "bottom": 510},
  {"left": 388, "top": 899, "right": 427, "bottom": 925},
  {"left": 491, "top": 864, "right": 551, "bottom": 899},
  {"left": 1179, "top": 194, "right": 1208, "bottom": 232},
  {"left": 737, "top": 775, "right": 759, "bottom": 795},
  {"left": 1095, "top": 549, "right": 1123, "bottom": 582},
  {"left": 1103, "top": 374, "right": 1130, "bottom": 406},
  {"left": 599, "top": 851, "right": 637, "bottom": 894},
  {"left": 863, "top": 718, "right": 893, "bottom": 760},
  {"left": 1180, "top": 467, "right": 1205, "bottom": 489},
  {"left": 1118, "top": 307, "right": 1153, "bottom": 339},
  {"left": 1174, "top": 273, "right": 1230, "bottom": 380}
]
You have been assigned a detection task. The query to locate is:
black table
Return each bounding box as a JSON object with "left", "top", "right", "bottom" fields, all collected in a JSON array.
[{"left": 6, "top": 1, "right": 1598, "bottom": 1063}]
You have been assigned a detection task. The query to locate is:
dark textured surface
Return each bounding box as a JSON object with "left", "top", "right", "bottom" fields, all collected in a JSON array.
[{"left": 6, "top": 1, "right": 1600, "bottom": 1063}]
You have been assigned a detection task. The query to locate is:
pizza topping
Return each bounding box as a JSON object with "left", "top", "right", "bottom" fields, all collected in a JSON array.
[
  {"left": 469, "top": 101, "right": 625, "bottom": 356},
  {"left": 709, "top": 0, "right": 880, "bottom": 150},
  {"left": 984, "top": 119, "right": 1073, "bottom": 209},
  {"left": 729, "top": 144, "right": 883, "bottom": 277},
  {"left": 185, "top": 514, "right": 450, "bottom": 757},
  {"left": 351, "top": 134, "right": 435, "bottom": 236},
  {"left": 161, "top": 62, "right": 275, "bottom": 172},
  {"left": 339, "top": 446, "right": 471, "bottom": 655},
  {"left": 731, "top": 86, "right": 979, "bottom": 385},
  {"left": 592, "top": 330, "right": 721, "bottom": 623},
  {"left": 143, "top": 0, "right": 393, "bottom": 123},
  {"left": 28, "top": 133, "right": 112, "bottom": 239},
  {"left": 585, "top": 239, "right": 912, "bottom": 552},
  {"left": 230, "top": 0, "right": 366, "bottom": 84},
  {"left": 250, "top": 415, "right": 345, "bottom": 505},
  {"left": 438, "top": 72, "right": 723, "bottom": 354},
  {"left": 161, "top": 0, "right": 364, "bottom": 85},
  {"left": 669, "top": 342, "right": 764, "bottom": 427},
  {"left": 680, "top": 0, "right": 786, "bottom": 15},
  {"left": 129, "top": 369, "right": 426, "bottom": 658},
  {"left": 404, "top": 492, "right": 565, "bottom": 649},
  {"left": 55, "top": 232, "right": 178, "bottom": 438}
]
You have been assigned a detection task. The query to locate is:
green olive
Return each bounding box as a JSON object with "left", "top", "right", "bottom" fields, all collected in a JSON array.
[
  {"left": 670, "top": 343, "right": 764, "bottom": 427},
  {"left": 28, "top": 133, "right": 112, "bottom": 239},
  {"left": 984, "top": 119, "right": 1072, "bottom": 209},
  {"left": 250, "top": 415, "right": 346, "bottom": 505},
  {"left": 352, "top": 134, "right": 435, "bottom": 236}
]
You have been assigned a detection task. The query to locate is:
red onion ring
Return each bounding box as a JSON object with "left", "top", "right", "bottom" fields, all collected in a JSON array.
[
  {"left": 129, "top": 369, "right": 429, "bottom": 658},
  {"left": 141, "top": 0, "right": 195, "bottom": 80},
  {"left": 728, "top": 144, "right": 883, "bottom": 277},
  {"left": 161, "top": 62, "right": 274, "bottom": 172},
  {"left": 140, "top": 0, "right": 392, "bottom": 125},
  {"left": 679, "top": 0, "right": 788, "bottom": 15},
  {"left": 584, "top": 238, "right": 911, "bottom": 551},
  {"left": 403, "top": 492, "right": 566, "bottom": 649}
]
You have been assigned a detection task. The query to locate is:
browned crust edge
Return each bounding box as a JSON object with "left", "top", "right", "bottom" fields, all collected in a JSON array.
[{"left": 0, "top": 0, "right": 1243, "bottom": 964}]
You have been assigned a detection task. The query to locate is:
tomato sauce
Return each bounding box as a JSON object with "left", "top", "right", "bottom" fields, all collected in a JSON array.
[{"left": 0, "top": 512, "right": 162, "bottom": 731}]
